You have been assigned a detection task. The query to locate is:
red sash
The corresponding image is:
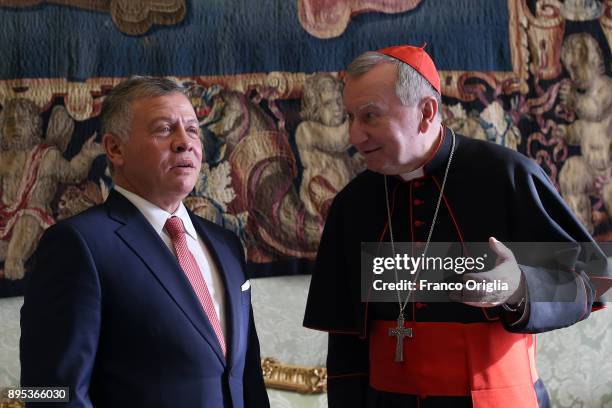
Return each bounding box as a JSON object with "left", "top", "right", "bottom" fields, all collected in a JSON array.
[{"left": 369, "top": 320, "right": 539, "bottom": 407}]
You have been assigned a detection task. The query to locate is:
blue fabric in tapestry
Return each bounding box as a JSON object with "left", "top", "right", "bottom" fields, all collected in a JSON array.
[{"left": 0, "top": 0, "right": 511, "bottom": 80}]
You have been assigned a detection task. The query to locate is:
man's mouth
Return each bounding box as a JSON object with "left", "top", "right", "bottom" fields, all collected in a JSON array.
[
  {"left": 172, "top": 160, "right": 196, "bottom": 169},
  {"left": 363, "top": 147, "right": 381, "bottom": 155}
]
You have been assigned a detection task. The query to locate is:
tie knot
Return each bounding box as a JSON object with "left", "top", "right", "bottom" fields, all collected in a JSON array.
[{"left": 165, "top": 216, "right": 185, "bottom": 240}]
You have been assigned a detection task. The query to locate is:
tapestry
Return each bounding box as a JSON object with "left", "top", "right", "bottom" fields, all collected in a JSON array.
[{"left": 0, "top": 0, "right": 610, "bottom": 297}]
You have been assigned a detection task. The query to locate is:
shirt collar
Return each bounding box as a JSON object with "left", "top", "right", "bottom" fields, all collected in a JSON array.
[
  {"left": 398, "top": 167, "right": 425, "bottom": 181},
  {"left": 395, "top": 126, "right": 450, "bottom": 182},
  {"left": 113, "top": 185, "right": 198, "bottom": 240}
]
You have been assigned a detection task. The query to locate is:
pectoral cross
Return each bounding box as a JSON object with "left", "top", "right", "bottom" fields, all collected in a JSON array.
[{"left": 388, "top": 314, "right": 412, "bottom": 362}]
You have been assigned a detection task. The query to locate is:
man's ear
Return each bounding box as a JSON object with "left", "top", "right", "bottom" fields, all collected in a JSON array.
[
  {"left": 418, "top": 96, "right": 439, "bottom": 133},
  {"left": 102, "top": 133, "right": 125, "bottom": 169}
]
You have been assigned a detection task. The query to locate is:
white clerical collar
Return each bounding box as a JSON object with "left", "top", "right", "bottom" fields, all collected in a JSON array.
[
  {"left": 398, "top": 167, "right": 425, "bottom": 181},
  {"left": 113, "top": 185, "right": 198, "bottom": 240}
]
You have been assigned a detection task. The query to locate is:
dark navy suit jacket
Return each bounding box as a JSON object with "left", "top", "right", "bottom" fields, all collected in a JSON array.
[{"left": 20, "top": 190, "right": 270, "bottom": 408}]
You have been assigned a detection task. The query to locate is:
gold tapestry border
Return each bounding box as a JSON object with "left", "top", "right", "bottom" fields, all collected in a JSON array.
[{"left": 0, "top": 68, "right": 525, "bottom": 122}]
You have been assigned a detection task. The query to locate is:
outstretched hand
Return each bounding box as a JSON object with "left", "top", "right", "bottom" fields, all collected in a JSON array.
[{"left": 449, "top": 237, "right": 525, "bottom": 308}]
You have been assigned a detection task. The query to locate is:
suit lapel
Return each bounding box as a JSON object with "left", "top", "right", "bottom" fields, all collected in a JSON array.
[
  {"left": 105, "top": 191, "right": 227, "bottom": 365},
  {"left": 189, "top": 213, "right": 243, "bottom": 370}
]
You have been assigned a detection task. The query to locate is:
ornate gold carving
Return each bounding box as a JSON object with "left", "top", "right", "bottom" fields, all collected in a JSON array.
[
  {"left": 0, "top": 401, "right": 24, "bottom": 408},
  {"left": 0, "top": 0, "right": 186, "bottom": 35},
  {"left": 261, "top": 357, "right": 327, "bottom": 394},
  {"left": 0, "top": 388, "right": 24, "bottom": 408}
]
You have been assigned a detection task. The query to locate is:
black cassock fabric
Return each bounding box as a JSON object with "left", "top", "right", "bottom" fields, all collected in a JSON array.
[{"left": 304, "top": 128, "right": 609, "bottom": 408}]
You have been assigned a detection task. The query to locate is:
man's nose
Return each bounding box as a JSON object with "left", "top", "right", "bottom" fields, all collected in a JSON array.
[{"left": 171, "top": 127, "right": 194, "bottom": 153}]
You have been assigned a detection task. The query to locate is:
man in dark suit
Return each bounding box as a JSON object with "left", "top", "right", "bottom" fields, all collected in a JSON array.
[{"left": 20, "top": 77, "right": 270, "bottom": 408}]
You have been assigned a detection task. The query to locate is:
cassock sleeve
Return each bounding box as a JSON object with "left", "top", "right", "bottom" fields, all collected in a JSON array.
[
  {"left": 501, "top": 162, "right": 609, "bottom": 333},
  {"left": 303, "top": 194, "right": 369, "bottom": 407},
  {"left": 303, "top": 193, "right": 364, "bottom": 333}
]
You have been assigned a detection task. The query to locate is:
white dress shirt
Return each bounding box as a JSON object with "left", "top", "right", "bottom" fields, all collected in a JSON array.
[{"left": 114, "top": 186, "right": 227, "bottom": 339}]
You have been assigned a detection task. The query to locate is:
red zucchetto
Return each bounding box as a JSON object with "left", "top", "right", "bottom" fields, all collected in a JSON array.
[{"left": 377, "top": 44, "right": 441, "bottom": 94}]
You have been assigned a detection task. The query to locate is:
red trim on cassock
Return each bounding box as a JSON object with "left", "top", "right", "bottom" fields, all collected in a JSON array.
[
  {"left": 430, "top": 175, "right": 502, "bottom": 322},
  {"left": 422, "top": 128, "right": 446, "bottom": 172},
  {"left": 409, "top": 181, "right": 417, "bottom": 319},
  {"left": 591, "top": 276, "right": 612, "bottom": 300},
  {"left": 409, "top": 181, "right": 415, "bottom": 252},
  {"left": 369, "top": 321, "right": 539, "bottom": 408},
  {"left": 431, "top": 175, "right": 465, "bottom": 245}
]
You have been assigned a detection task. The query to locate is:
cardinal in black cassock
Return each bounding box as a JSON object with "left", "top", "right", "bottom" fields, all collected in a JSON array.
[{"left": 303, "top": 45, "right": 611, "bottom": 408}]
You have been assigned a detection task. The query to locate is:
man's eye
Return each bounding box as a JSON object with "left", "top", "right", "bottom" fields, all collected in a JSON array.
[{"left": 364, "top": 112, "right": 377, "bottom": 120}]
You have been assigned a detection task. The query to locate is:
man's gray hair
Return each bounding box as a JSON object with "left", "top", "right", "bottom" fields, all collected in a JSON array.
[
  {"left": 346, "top": 51, "right": 442, "bottom": 118},
  {"left": 100, "top": 76, "right": 187, "bottom": 141},
  {"left": 101, "top": 76, "right": 187, "bottom": 175}
]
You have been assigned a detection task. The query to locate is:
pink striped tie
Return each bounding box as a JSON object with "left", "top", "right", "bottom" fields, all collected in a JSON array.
[{"left": 165, "top": 216, "right": 226, "bottom": 356}]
